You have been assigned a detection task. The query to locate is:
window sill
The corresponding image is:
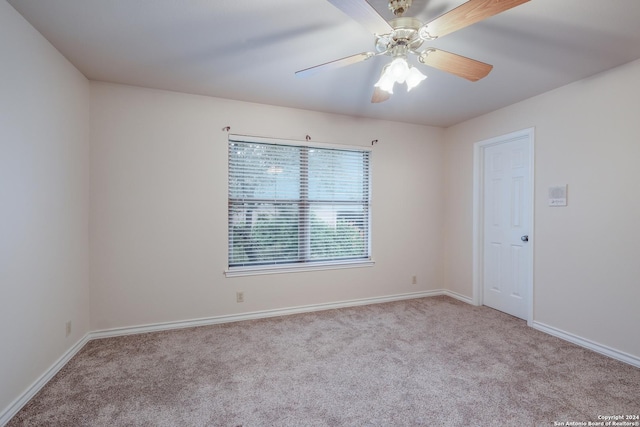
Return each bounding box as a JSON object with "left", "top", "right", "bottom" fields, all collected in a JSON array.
[{"left": 224, "top": 260, "right": 375, "bottom": 278}]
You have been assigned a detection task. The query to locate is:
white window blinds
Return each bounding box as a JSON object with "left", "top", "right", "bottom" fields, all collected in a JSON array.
[{"left": 228, "top": 136, "right": 371, "bottom": 270}]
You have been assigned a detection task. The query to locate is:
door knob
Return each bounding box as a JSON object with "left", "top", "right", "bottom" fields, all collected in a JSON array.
[{"left": 521, "top": 235, "right": 529, "bottom": 242}]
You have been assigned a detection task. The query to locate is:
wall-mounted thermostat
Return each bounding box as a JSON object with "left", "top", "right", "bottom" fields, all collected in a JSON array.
[{"left": 549, "top": 185, "right": 567, "bottom": 207}]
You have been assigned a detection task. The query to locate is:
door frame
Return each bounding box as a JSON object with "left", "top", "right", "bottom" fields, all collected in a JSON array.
[{"left": 472, "top": 128, "right": 535, "bottom": 325}]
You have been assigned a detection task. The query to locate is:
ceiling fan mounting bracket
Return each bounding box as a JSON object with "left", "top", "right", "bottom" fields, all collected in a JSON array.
[
  {"left": 417, "top": 48, "right": 436, "bottom": 64},
  {"left": 388, "top": 0, "right": 413, "bottom": 16},
  {"left": 418, "top": 26, "right": 437, "bottom": 41}
]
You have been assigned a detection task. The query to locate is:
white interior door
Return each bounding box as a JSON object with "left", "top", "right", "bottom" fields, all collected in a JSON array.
[{"left": 481, "top": 133, "right": 532, "bottom": 320}]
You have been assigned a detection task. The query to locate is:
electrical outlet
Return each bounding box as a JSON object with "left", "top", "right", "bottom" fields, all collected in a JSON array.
[
  {"left": 65, "top": 321, "right": 72, "bottom": 337},
  {"left": 236, "top": 291, "right": 244, "bottom": 303},
  {"left": 412, "top": 275, "right": 417, "bottom": 285}
]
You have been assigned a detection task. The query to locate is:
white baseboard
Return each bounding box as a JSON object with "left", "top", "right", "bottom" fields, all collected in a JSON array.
[
  {"left": 532, "top": 321, "right": 640, "bottom": 368},
  {"left": 442, "top": 290, "right": 474, "bottom": 305},
  {"left": 90, "top": 290, "right": 445, "bottom": 339},
  {"left": 0, "top": 334, "right": 90, "bottom": 427}
]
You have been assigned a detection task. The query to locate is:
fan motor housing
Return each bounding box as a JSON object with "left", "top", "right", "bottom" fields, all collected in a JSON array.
[{"left": 375, "top": 17, "right": 424, "bottom": 53}]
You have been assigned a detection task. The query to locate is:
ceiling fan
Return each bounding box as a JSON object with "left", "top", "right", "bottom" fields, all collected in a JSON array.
[{"left": 295, "top": 0, "right": 530, "bottom": 103}]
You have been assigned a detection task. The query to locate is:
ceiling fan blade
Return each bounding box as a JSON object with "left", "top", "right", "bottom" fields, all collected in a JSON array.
[
  {"left": 326, "top": 0, "right": 393, "bottom": 35},
  {"left": 371, "top": 87, "right": 391, "bottom": 103},
  {"left": 422, "top": 0, "right": 530, "bottom": 38},
  {"left": 419, "top": 48, "right": 493, "bottom": 81},
  {"left": 295, "top": 52, "right": 374, "bottom": 78}
]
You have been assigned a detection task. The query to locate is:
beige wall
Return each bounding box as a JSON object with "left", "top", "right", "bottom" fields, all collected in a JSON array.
[
  {"left": 444, "top": 58, "right": 640, "bottom": 358},
  {"left": 89, "top": 82, "right": 445, "bottom": 330},
  {"left": 0, "top": 1, "right": 90, "bottom": 416}
]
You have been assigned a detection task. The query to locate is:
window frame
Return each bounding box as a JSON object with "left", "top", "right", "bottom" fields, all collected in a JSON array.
[{"left": 225, "top": 134, "right": 374, "bottom": 277}]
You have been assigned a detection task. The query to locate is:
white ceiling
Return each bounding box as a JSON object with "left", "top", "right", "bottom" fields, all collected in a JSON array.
[{"left": 8, "top": 0, "right": 640, "bottom": 127}]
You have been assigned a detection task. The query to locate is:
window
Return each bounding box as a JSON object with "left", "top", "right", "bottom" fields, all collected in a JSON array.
[{"left": 227, "top": 135, "right": 372, "bottom": 276}]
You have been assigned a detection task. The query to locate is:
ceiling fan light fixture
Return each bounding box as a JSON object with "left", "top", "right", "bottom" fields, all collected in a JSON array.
[
  {"left": 377, "top": 57, "right": 426, "bottom": 93},
  {"left": 405, "top": 66, "right": 427, "bottom": 91}
]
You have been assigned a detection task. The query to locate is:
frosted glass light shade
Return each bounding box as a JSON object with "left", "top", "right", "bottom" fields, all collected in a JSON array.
[
  {"left": 406, "top": 67, "right": 427, "bottom": 91},
  {"left": 388, "top": 58, "right": 410, "bottom": 83},
  {"left": 375, "top": 66, "right": 395, "bottom": 94}
]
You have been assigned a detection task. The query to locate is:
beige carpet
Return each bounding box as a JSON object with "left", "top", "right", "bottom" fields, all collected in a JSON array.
[{"left": 8, "top": 296, "right": 640, "bottom": 426}]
